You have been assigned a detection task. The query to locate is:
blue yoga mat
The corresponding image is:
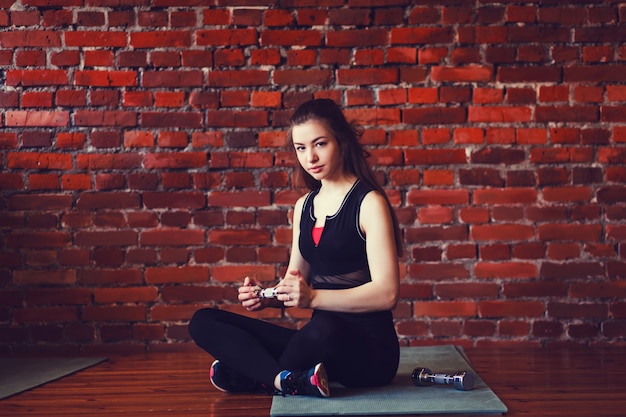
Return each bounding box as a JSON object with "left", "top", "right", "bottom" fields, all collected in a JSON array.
[{"left": 270, "top": 345, "right": 507, "bottom": 416}]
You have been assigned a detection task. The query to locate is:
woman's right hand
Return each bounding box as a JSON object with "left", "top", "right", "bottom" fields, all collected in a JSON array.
[{"left": 238, "top": 276, "right": 267, "bottom": 311}]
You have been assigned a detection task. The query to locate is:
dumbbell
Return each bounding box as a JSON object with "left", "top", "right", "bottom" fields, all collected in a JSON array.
[{"left": 411, "top": 367, "right": 476, "bottom": 391}]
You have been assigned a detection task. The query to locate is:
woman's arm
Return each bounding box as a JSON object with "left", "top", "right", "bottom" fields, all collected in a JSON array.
[
  {"left": 240, "top": 194, "right": 311, "bottom": 311},
  {"left": 278, "top": 191, "right": 400, "bottom": 313}
]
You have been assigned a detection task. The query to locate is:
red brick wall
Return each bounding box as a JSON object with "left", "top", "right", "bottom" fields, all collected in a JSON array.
[{"left": 1, "top": 1, "right": 625, "bottom": 353}]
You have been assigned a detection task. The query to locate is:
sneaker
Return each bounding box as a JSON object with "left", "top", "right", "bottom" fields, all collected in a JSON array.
[
  {"left": 210, "top": 360, "right": 268, "bottom": 394},
  {"left": 279, "top": 363, "right": 330, "bottom": 398}
]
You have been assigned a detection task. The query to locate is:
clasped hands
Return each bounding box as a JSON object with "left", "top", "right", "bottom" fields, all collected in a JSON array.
[{"left": 238, "top": 270, "right": 313, "bottom": 311}]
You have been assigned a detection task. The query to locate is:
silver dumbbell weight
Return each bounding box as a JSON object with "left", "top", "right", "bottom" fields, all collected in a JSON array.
[{"left": 411, "top": 367, "right": 476, "bottom": 391}]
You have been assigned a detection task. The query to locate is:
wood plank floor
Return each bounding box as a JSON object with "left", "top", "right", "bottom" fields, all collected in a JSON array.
[{"left": 1, "top": 345, "right": 625, "bottom": 416}]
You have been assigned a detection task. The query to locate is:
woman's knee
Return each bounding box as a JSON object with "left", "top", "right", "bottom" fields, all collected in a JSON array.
[{"left": 188, "top": 308, "right": 220, "bottom": 340}]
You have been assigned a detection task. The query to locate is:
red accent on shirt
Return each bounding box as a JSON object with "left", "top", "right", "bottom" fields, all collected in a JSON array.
[{"left": 312, "top": 226, "right": 324, "bottom": 246}]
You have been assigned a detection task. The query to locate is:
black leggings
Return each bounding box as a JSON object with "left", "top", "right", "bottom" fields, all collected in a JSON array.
[{"left": 188, "top": 308, "right": 399, "bottom": 388}]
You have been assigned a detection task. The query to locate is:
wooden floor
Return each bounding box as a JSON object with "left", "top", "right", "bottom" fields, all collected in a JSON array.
[{"left": 1, "top": 345, "right": 625, "bottom": 416}]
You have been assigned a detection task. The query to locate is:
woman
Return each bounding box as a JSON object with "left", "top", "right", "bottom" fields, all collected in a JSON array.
[{"left": 189, "top": 98, "right": 403, "bottom": 397}]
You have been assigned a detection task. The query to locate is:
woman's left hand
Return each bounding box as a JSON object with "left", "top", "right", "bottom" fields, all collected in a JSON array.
[{"left": 276, "top": 269, "right": 314, "bottom": 309}]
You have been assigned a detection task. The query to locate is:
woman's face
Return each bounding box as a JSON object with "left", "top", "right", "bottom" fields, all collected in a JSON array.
[{"left": 292, "top": 119, "right": 343, "bottom": 183}]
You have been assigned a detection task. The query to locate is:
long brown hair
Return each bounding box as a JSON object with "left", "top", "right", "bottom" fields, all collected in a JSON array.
[{"left": 286, "top": 98, "right": 404, "bottom": 257}]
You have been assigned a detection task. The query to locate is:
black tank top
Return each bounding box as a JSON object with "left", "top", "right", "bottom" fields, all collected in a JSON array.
[
  {"left": 299, "top": 179, "right": 399, "bottom": 365},
  {"left": 299, "top": 180, "right": 372, "bottom": 290}
]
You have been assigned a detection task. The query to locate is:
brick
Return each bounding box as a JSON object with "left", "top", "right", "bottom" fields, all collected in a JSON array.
[
  {"left": 570, "top": 282, "right": 626, "bottom": 299},
  {"left": 352, "top": 49, "right": 382, "bottom": 66},
  {"left": 6, "top": 111, "right": 69, "bottom": 127},
  {"left": 503, "top": 282, "right": 566, "bottom": 299},
  {"left": 475, "top": 262, "right": 537, "bottom": 279},
  {"left": 261, "top": 30, "right": 322, "bottom": 46},
  {"left": 568, "top": 323, "right": 600, "bottom": 339},
  {"left": 530, "top": 147, "right": 593, "bottom": 164},
  {"left": 603, "top": 321, "right": 626, "bottom": 338},
  {"left": 536, "top": 106, "right": 598, "bottom": 123},
  {"left": 403, "top": 107, "right": 466, "bottom": 124},
  {"left": 208, "top": 191, "right": 271, "bottom": 207},
  {"left": 495, "top": 320, "right": 529, "bottom": 338},
  {"left": 76, "top": 154, "right": 142, "bottom": 170},
  {"left": 404, "top": 149, "right": 466, "bottom": 165},
  {"left": 95, "top": 287, "right": 158, "bottom": 304},
  {"left": 399, "top": 283, "right": 432, "bottom": 300},
  {"left": 129, "top": 31, "right": 190, "bottom": 48},
  {"left": 532, "top": 321, "right": 563, "bottom": 338},
  {"left": 195, "top": 28, "right": 256, "bottom": 46},
  {"left": 8, "top": 232, "right": 71, "bottom": 248},
  {"left": 473, "top": 188, "right": 537, "bottom": 205},
  {"left": 453, "top": 127, "right": 482, "bottom": 144},
  {"left": 597, "top": 186, "right": 626, "bottom": 204},
  {"left": 13, "top": 270, "right": 76, "bottom": 285},
  {"left": 24, "top": 288, "right": 93, "bottom": 305},
  {"left": 15, "top": 307, "right": 78, "bottom": 323},
  {"left": 128, "top": 174, "right": 159, "bottom": 190},
  {"left": 0, "top": 30, "right": 61, "bottom": 47},
  {"left": 211, "top": 265, "right": 276, "bottom": 283},
  {"left": 548, "top": 302, "right": 608, "bottom": 319},
  {"left": 74, "top": 110, "right": 136, "bottom": 126},
  {"left": 146, "top": 266, "right": 209, "bottom": 284},
  {"left": 161, "top": 285, "right": 225, "bottom": 303},
  {"left": 468, "top": 106, "right": 531, "bottom": 122},
  {"left": 142, "top": 192, "right": 205, "bottom": 209},
  {"left": 74, "top": 70, "right": 137, "bottom": 87},
  {"left": 405, "top": 225, "right": 468, "bottom": 244},
  {"left": 201, "top": 8, "right": 230, "bottom": 24},
  {"left": 459, "top": 168, "right": 504, "bottom": 187},
  {"left": 396, "top": 320, "right": 429, "bottom": 337},
  {"left": 76, "top": 192, "right": 140, "bottom": 209},
  {"left": 64, "top": 31, "right": 125, "bottom": 47},
  {"left": 433, "top": 65, "right": 492, "bottom": 83},
  {"left": 417, "top": 206, "right": 454, "bottom": 224},
  {"left": 140, "top": 230, "right": 204, "bottom": 246},
  {"left": 607, "top": 225, "right": 626, "bottom": 241},
  {"left": 0, "top": 173, "right": 23, "bottom": 190},
  {"left": 412, "top": 246, "right": 442, "bottom": 262},
  {"left": 61, "top": 173, "right": 91, "bottom": 190},
  {"left": 391, "top": 27, "right": 452, "bottom": 44},
  {"left": 157, "top": 131, "right": 188, "bottom": 148},
  {"left": 540, "top": 262, "right": 605, "bottom": 279},
  {"left": 326, "top": 28, "right": 387, "bottom": 47},
  {"left": 457, "top": 207, "right": 489, "bottom": 224},
  {"left": 274, "top": 69, "right": 333, "bottom": 86},
  {"left": 543, "top": 186, "right": 592, "bottom": 202},
  {"left": 497, "top": 66, "right": 561, "bottom": 83},
  {"left": 538, "top": 224, "right": 602, "bottom": 241},
  {"left": 407, "top": 190, "right": 469, "bottom": 205},
  {"left": 287, "top": 49, "right": 317, "bottom": 66},
  {"left": 142, "top": 71, "right": 203, "bottom": 88},
  {"left": 6, "top": 69, "right": 68, "bottom": 86},
  {"left": 408, "top": 263, "right": 470, "bottom": 280},
  {"left": 479, "top": 301, "right": 544, "bottom": 318},
  {"left": 74, "top": 231, "right": 138, "bottom": 247},
  {"left": 471, "top": 224, "right": 535, "bottom": 241},
  {"left": 143, "top": 152, "right": 206, "bottom": 169},
  {"left": 84, "top": 306, "right": 146, "bottom": 322},
  {"left": 435, "top": 283, "right": 498, "bottom": 299},
  {"left": 209, "top": 229, "right": 271, "bottom": 245},
  {"left": 337, "top": 68, "right": 397, "bottom": 85}
]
